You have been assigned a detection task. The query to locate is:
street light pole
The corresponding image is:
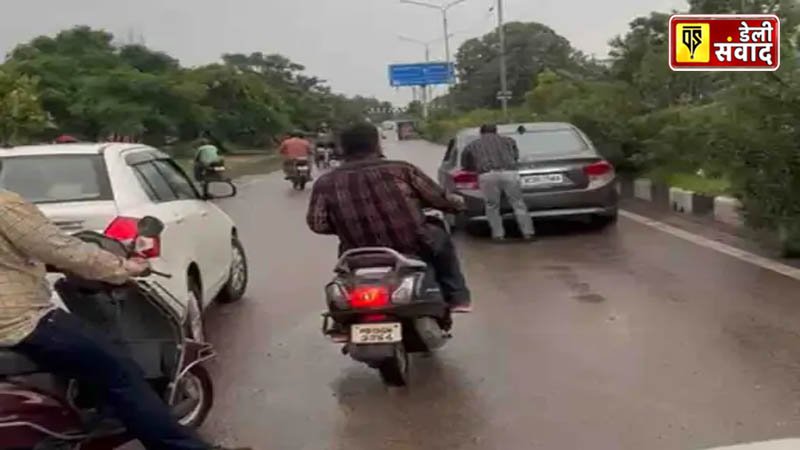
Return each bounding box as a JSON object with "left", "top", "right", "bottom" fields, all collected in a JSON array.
[
  {"left": 497, "top": 0, "right": 509, "bottom": 122},
  {"left": 400, "top": 0, "right": 467, "bottom": 112}
]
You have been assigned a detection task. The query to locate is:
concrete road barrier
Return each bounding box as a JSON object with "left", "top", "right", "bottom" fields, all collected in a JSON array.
[
  {"left": 621, "top": 177, "right": 741, "bottom": 227},
  {"left": 669, "top": 187, "right": 694, "bottom": 214},
  {"left": 714, "top": 196, "right": 744, "bottom": 227},
  {"left": 634, "top": 178, "right": 653, "bottom": 202}
]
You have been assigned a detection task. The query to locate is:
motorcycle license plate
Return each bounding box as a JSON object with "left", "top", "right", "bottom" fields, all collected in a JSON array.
[{"left": 351, "top": 323, "right": 402, "bottom": 344}]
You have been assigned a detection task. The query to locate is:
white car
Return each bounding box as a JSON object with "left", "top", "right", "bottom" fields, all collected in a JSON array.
[{"left": 0, "top": 143, "right": 249, "bottom": 339}]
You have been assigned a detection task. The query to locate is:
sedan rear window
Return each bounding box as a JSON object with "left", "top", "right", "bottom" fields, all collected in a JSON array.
[
  {"left": 0, "top": 155, "right": 113, "bottom": 204},
  {"left": 458, "top": 128, "right": 592, "bottom": 161}
]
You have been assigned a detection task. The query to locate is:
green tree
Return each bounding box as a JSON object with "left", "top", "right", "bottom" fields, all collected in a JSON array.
[
  {"left": 0, "top": 70, "right": 48, "bottom": 146},
  {"left": 453, "top": 22, "right": 592, "bottom": 110}
]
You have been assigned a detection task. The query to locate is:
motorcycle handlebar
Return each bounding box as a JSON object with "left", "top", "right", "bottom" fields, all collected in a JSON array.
[{"left": 149, "top": 269, "right": 172, "bottom": 279}]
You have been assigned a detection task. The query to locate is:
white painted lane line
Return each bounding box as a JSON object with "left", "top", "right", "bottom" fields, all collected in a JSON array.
[{"left": 620, "top": 210, "right": 800, "bottom": 281}]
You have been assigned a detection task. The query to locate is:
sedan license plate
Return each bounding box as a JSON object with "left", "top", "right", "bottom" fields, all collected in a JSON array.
[
  {"left": 522, "top": 173, "right": 564, "bottom": 187},
  {"left": 351, "top": 323, "right": 402, "bottom": 344}
]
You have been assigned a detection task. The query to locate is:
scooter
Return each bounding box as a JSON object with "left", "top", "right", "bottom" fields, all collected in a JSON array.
[
  {"left": 289, "top": 158, "right": 311, "bottom": 191},
  {"left": 315, "top": 145, "right": 332, "bottom": 170},
  {"left": 0, "top": 216, "right": 215, "bottom": 450},
  {"left": 321, "top": 210, "right": 453, "bottom": 386}
]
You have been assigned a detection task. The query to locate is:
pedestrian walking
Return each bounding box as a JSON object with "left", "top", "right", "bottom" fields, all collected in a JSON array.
[{"left": 460, "top": 124, "right": 535, "bottom": 241}]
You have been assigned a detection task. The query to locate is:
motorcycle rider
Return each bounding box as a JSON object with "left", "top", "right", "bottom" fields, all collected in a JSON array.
[
  {"left": 0, "top": 188, "right": 246, "bottom": 450},
  {"left": 306, "top": 122, "right": 472, "bottom": 313},
  {"left": 194, "top": 137, "right": 224, "bottom": 182},
  {"left": 279, "top": 131, "right": 313, "bottom": 180}
]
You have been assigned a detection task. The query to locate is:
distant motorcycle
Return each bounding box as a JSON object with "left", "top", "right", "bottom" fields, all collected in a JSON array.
[
  {"left": 194, "top": 160, "right": 227, "bottom": 183},
  {"left": 321, "top": 210, "right": 453, "bottom": 386},
  {"left": 0, "top": 216, "right": 215, "bottom": 449},
  {"left": 288, "top": 158, "right": 311, "bottom": 190},
  {"left": 315, "top": 145, "right": 332, "bottom": 170}
]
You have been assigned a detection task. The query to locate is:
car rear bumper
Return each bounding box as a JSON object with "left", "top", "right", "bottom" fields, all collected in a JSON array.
[{"left": 459, "top": 179, "right": 619, "bottom": 221}]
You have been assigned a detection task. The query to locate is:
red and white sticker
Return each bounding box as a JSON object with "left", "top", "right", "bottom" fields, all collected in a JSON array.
[{"left": 669, "top": 14, "right": 780, "bottom": 71}]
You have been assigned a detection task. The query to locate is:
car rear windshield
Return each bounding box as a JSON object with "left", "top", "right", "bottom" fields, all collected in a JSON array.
[
  {"left": 0, "top": 154, "right": 113, "bottom": 204},
  {"left": 459, "top": 128, "right": 591, "bottom": 160}
]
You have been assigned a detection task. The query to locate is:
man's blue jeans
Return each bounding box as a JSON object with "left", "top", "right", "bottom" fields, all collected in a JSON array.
[{"left": 13, "top": 309, "right": 209, "bottom": 450}]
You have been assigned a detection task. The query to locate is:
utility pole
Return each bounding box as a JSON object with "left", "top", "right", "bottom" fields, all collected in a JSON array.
[{"left": 497, "top": 0, "right": 510, "bottom": 122}]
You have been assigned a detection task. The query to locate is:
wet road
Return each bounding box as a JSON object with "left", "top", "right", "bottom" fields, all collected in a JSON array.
[{"left": 201, "top": 139, "right": 800, "bottom": 450}]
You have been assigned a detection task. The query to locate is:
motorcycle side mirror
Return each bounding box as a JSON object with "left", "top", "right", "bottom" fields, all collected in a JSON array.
[
  {"left": 137, "top": 216, "right": 165, "bottom": 238},
  {"left": 203, "top": 180, "right": 238, "bottom": 200}
]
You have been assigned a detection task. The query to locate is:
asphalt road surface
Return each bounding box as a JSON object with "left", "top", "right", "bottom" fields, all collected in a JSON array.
[{"left": 199, "top": 139, "right": 800, "bottom": 450}]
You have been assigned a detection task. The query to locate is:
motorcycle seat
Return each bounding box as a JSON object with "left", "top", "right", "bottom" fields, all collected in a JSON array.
[{"left": 0, "top": 349, "right": 41, "bottom": 376}]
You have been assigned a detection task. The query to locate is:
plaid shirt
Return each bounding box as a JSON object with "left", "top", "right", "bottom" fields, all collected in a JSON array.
[
  {"left": 461, "top": 134, "right": 519, "bottom": 174},
  {"left": 306, "top": 158, "right": 457, "bottom": 254},
  {"left": 0, "top": 190, "right": 131, "bottom": 346}
]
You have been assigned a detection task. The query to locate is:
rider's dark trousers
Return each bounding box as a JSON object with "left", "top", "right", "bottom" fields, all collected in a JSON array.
[
  {"left": 13, "top": 309, "right": 209, "bottom": 450},
  {"left": 417, "top": 223, "right": 471, "bottom": 307}
]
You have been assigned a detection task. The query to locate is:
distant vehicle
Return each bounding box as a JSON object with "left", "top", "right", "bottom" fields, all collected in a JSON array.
[
  {"left": 0, "top": 143, "right": 250, "bottom": 340},
  {"left": 287, "top": 157, "right": 311, "bottom": 190},
  {"left": 437, "top": 122, "right": 618, "bottom": 231},
  {"left": 396, "top": 120, "right": 419, "bottom": 141}
]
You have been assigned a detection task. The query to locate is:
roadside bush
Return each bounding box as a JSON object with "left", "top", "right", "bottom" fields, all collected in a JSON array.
[
  {"left": 709, "top": 77, "right": 800, "bottom": 255},
  {"left": 421, "top": 107, "right": 534, "bottom": 144}
]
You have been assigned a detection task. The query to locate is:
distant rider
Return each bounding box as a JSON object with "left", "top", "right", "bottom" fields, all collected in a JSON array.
[
  {"left": 194, "top": 137, "right": 224, "bottom": 182},
  {"left": 279, "top": 131, "right": 313, "bottom": 179},
  {"left": 306, "top": 122, "right": 472, "bottom": 313}
]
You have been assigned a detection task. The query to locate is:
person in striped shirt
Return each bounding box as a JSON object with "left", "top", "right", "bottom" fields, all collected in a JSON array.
[{"left": 461, "top": 124, "right": 535, "bottom": 241}]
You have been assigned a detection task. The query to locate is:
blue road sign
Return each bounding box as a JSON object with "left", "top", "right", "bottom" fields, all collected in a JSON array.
[{"left": 388, "top": 62, "right": 454, "bottom": 87}]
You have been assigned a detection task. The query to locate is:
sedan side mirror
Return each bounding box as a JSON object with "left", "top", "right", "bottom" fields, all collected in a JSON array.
[{"left": 203, "top": 180, "right": 237, "bottom": 200}]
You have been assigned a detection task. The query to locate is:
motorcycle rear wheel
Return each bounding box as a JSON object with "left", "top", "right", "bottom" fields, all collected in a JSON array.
[{"left": 378, "top": 344, "right": 410, "bottom": 387}]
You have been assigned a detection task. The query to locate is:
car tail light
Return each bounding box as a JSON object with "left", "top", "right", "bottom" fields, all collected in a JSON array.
[
  {"left": 584, "top": 161, "right": 615, "bottom": 187},
  {"left": 104, "top": 216, "right": 161, "bottom": 258},
  {"left": 452, "top": 170, "right": 479, "bottom": 190},
  {"left": 348, "top": 285, "right": 390, "bottom": 309}
]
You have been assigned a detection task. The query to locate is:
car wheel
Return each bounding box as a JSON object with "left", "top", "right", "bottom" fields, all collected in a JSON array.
[
  {"left": 186, "top": 277, "right": 205, "bottom": 341},
  {"left": 216, "top": 236, "right": 248, "bottom": 304}
]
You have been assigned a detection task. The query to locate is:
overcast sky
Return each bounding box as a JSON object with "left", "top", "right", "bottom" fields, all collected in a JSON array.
[{"left": 1, "top": 0, "right": 686, "bottom": 105}]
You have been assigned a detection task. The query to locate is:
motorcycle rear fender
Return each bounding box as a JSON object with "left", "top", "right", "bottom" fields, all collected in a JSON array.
[
  {"left": 0, "top": 381, "right": 85, "bottom": 446},
  {"left": 345, "top": 343, "right": 397, "bottom": 365}
]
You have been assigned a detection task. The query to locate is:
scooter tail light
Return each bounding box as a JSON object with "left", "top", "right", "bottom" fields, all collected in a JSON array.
[
  {"left": 348, "top": 285, "right": 390, "bottom": 309},
  {"left": 104, "top": 216, "right": 161, "bottom": 258}
]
